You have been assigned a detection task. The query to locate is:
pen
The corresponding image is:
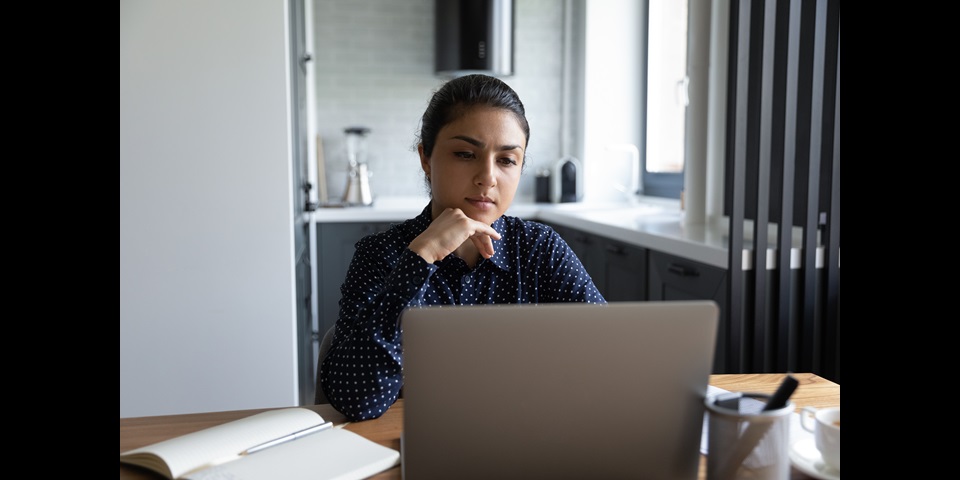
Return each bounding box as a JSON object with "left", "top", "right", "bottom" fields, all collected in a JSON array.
[{"left": 241, "top": 421, "right": 333, "bottom": 455}]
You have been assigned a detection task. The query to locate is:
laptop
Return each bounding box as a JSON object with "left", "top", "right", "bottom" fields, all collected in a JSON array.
[{"left": 399, "top": 300, "right": 719, "bottom": 480}]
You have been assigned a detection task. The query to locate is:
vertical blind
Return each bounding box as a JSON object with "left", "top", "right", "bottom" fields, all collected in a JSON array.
[{"left": 725, "top": 0, "right": 840, "bottom": 383}]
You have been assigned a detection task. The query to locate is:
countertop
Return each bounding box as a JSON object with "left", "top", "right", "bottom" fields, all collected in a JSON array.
[{"left": 312, "top": 195, "right": 730, "bottom": 268}]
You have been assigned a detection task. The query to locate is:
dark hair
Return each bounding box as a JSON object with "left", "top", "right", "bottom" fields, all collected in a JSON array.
[{"left": 418, "top": 74, "right": 530, "bottom": 161}]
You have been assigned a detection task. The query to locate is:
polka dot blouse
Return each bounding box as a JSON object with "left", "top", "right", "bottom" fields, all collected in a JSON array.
[{"left": 319, "top": 203, "right": 606, "bottom": 421}]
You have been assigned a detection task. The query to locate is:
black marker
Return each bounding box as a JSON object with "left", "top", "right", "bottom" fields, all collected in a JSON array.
[{"left": 763, "top": 374, "right": 798, "bottom": 411}]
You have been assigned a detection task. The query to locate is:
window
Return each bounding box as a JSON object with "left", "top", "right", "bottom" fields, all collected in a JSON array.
[
  {"left": 581, "top": 0, "right": 696, "bottom": 202},
  {"left": 642, "top": 0, "right": 687, "bottom": 199}
]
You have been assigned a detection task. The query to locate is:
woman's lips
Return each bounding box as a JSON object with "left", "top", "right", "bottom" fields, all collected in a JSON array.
[{"left": 466, "top": 197, "right": 495, "bottom": 210}]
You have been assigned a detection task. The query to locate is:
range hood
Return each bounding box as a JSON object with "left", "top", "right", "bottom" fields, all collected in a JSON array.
[{"left": 435, "top": 0, "right": 514, "bottom": 77}]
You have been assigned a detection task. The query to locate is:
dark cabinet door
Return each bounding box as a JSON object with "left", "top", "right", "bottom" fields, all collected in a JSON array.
[
  {"left": 548, "top": 223, "right": 646, "bottom": 302},
  {"left": 316, "top": 222, "right": 395, "bottom": 341},
  {"left": 594, "top": 239, "right": 647, "bottom": 302},
  {"left": 647, "top": 250, "right": 728, "bottom": 373}
]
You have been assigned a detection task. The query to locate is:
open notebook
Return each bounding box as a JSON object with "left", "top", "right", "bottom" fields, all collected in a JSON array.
[{"left": 400, "top": 300, "right": 719, "bottom": 480}]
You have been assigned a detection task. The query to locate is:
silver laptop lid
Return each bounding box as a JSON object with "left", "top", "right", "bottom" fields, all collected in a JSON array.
[{"left": 400, "top": 300, "right": 719, "bottom": 480}]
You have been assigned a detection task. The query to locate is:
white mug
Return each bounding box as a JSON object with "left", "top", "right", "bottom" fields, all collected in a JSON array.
[{"left": 800, "top": 406, "right": 840, "bottom": 471}]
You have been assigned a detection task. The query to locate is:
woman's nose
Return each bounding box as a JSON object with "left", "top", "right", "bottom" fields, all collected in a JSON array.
[{"left": 475, "top": 158, "right": 497, "bottom": 186}]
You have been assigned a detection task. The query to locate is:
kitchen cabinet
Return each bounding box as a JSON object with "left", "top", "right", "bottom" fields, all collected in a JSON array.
[
  {"left": 594, "top": 238, "right": 647, "bottom": 302},
  {"left": 313, "top": 202, "right": 836, "bottom": 382},
  {"left": 316, "top": 222, "right": 397, "bottom": 338},
  {"left": 548, "top": 223, "right": 646, "bottom": 302},
  {"left": 551, "top": 222, "right": 730, "bottom": 373},
  {"left": 647, "top": 250, "right": 729, "bottom": 373}
]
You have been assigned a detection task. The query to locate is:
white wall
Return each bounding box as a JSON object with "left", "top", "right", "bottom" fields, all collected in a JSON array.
[
  {"left": 311, "top": 0, "right": 565, "bottom": 204},
  {"left": 120, "top": 0, "right": 299, "bottom": 417}
]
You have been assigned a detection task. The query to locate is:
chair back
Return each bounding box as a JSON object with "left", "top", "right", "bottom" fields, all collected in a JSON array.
[{"left": 314, "top": 326, "right": 336, "bottom": 404}]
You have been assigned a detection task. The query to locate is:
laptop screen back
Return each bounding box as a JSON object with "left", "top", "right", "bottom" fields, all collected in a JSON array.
[{"left": 400, "top": 300, "right": 719, "bottom": 480}]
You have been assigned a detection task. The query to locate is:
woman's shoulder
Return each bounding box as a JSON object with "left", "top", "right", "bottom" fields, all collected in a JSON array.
[{"left": 498, "top": 215, "right": 561, "bottom": 240}]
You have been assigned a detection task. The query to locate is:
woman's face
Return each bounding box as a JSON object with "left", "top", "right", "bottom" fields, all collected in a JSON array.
[{"left": 420, "top": 106, "right": 526, "bottom": 225}]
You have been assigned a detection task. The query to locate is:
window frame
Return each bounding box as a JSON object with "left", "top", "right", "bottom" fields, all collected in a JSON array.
[{"left": 639, "top": 0, "right": 685, "bottom": 200}]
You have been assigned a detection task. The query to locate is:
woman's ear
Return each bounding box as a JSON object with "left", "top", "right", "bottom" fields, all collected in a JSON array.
[{"left": 418, "top": 144, "right": 430, "bottom": 177}]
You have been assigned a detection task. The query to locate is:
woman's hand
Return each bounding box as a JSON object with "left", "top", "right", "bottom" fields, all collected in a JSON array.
[{"left": 408, "top": 208, "right": 502, "bottom": 264}]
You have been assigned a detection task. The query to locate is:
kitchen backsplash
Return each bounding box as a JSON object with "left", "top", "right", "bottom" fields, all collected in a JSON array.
[{"left": 312, "top": 0, "right": 565, "bottom": 203}]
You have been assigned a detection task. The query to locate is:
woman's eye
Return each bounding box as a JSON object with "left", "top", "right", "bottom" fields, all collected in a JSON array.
[
  {"left": 499, "top": 157, "right": 518, "bottom": 166},
  {"left": 454, "top": 151, "right": 474, "bottom": 159}
]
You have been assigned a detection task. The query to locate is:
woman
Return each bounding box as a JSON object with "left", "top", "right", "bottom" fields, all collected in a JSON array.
[{"left": 320, "top": 74, "right": 605, "bottom": 421}]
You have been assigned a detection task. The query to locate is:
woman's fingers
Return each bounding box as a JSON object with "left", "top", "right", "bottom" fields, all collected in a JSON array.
[
  {"left": 470, "top": 233, "right": 496, "bottom": 259},
  {"left": 469, "top": 217, "right": 501, "bottom": 259}
]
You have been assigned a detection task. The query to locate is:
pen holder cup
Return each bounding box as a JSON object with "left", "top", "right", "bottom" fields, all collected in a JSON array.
[{"left": 705, "top": 393, "right": 794, "bottom": 480}]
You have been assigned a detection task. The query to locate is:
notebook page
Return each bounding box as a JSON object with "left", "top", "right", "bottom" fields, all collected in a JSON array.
[{"left": 122, "top": 408, "right": 325, "bottom": 478}]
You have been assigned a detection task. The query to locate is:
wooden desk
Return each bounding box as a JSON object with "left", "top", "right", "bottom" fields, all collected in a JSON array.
[{"left": 120, "top": 373, "right": 839, "bottom": 479}]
